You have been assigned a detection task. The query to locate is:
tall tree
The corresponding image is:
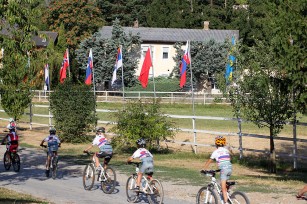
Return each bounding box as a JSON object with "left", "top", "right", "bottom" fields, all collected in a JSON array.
[
  {"left": 75, "top": 19, "right": 141, "bottom": 87},
  {"left": 0, "top": 0, "right": 43, "bottom": 121}
]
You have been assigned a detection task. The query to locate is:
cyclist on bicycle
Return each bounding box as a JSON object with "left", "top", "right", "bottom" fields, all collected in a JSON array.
[
  {"left": 127, "top": 138, "right": 154, "bottom": 192},
  {"left": 1, "top": 125, "right": 19, "bottom": 152},
  {"left": 203, "top": 136, "right": 232, "bottom": 204},
  {"left": 40, "top": 127, "right": 61, "bottom": 177},
  {"left": 83, "top": 127, "right": 113, "bottom": 171}
]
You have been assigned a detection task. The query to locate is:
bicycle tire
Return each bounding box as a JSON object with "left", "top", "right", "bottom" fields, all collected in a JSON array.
[
  {"left": 101, "top": 166, "right": 116, "bottom": 194},
  {"left": 3, "top": 151, "right": 11, "bottom": 170},
  {"left": 126, "top": 175, "right": 139, "bottom": 203},
  {"left": 230, "top": 191, "right": 250, "bottom": 204},
  {"left": 51, "top": 156, "right": 58, "bottom": 179},
  {"left": 196, "top": 186, "right": 219, "bottom": 204},
  {"left": 147, "top": 179, "right": 164, "bottom": 204},
  {"left": 12, "top": 153, "right": 20, "bottom": 172},
  {"left": 83, "top": 163, "right": 95, "bottom": 190}
]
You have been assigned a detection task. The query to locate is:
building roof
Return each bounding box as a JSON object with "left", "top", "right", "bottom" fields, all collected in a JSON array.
[
  {"left": 98, "top": 26, "right": 239, "bottom": 43},
  {"left": 32, "top": 31, "right": 58, "bottom": 48}
]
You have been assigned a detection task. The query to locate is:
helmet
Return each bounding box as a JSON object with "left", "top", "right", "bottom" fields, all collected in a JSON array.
[
  {"left": 9, "top": 118, "right": 14, "bottom": 122},
  {"left": 8, "top": 126, "right": 15, "bottom": 132},
  {"left": 215, "top": 136, "right": 226, "bottom": 146},
  {"left": 96, "top": 127, "right": 105, "bottom": 133},
  {"left": 49, "top": 127, "right": 56, "bottom": 135},
  {"left": 136, "top": 138, "right": 146, "bottom": 147}
]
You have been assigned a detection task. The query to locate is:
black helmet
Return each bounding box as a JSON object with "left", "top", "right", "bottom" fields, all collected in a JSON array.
[
  {"left": 49, "top": 127, "right": 56, "bottom": 135},
  {"left": 9, "top": 126, "right": 15, "bottom": 132},
  {"left": 96, "top": 127, "right": 105, "bottom": 133},
  {"left": 136, "top": 138, "right": 146, "bottom": 147}
]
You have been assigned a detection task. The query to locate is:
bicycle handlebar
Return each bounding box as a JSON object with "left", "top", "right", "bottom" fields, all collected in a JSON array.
[
  {"left": 200, "top": 169, "right": 221, "bottom": 175},
  {"left": 127, "top": 161, "right": 141, "bottom": 166},
  {"left": 40, "top": 144, "right": 61, "bottom": 148},
  {"left": 83, "top": 150, "right": 95, "bottom": 156}
]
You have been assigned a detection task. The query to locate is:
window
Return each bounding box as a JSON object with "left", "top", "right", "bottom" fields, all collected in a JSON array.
[
  {"left": 162, "top": 47, "right": 169, "bottom": 59},
  {"left": 142, "top": 46, "right": 149, "bottom": 58}
]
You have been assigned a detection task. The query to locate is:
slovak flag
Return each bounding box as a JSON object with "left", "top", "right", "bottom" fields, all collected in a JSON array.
[
  {"left": 112, "top": 47, "right": 123, "bottom": 85},
  {"left": 44, "top": 64, "right": 49, "bottom": 90},
  {"left": 180, "top": 41, "right": 191, "bottom": 88},
  {"left": 59, "top": 49, "right": 69, "bottom": 84},
  {"left": 85, "top": 49, "right": 93, "bottom": 85}
]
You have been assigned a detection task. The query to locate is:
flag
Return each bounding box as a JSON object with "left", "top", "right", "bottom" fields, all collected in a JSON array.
[
  {"left": 180, "top": 41, "right": 191, "bottom": 88},
  {"left": 59, "top": 49, "right": 69, "bottom": 84},
  {"left": 44, "top": 64, "right": 49, "bottom": 90},
  {"left": 138, "top": 47, "right": 152, "bottom": 88},
  {"left": 225, "top": 36, "right": 236, "bottom": 83},
  {"left": 111, "top": 47, "right": 123, "bottom": 85},
  {"left": 85, "top": 49, "right": 93, "bottom": 85}
]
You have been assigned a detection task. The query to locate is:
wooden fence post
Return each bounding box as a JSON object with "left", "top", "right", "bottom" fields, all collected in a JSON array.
[
  {"left": 29, "top": 103, "right": 32, "bottom": 130},
  {"left": 237, "top": 117, "right": 243, "bottom": 159}
]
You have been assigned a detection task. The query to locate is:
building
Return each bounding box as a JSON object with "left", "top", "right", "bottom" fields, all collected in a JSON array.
[{"left": 98, "top": 21, "right": 239, "bottom": 79}]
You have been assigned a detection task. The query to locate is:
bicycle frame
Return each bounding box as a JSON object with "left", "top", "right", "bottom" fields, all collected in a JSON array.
[{"left": 131, "top": 164, "right": 155, "bottom": 194}]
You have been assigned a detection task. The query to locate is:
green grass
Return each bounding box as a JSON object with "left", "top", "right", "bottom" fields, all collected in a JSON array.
[{"left": 0, "top": 187, "right": 48, "bottom": 203}]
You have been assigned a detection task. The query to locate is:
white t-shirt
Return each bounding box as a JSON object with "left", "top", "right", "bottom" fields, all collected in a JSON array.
[
  {"left": 43, "top": 135, "right": 61, "bottom": 144},
  {"left": 92, "top": 135, "right": 108, "bottom": 149},
  {"left": 132, "top": 148, "right": 153, "bottom": 159},
  {"left": 210, "top": 147, "right": 232, "bottom": 169}
]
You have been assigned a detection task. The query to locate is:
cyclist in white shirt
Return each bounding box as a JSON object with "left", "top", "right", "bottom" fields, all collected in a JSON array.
[
  {"left": 83, "top": 127, "right": 113, "bottom": 171},
  {"left": 127, "top": 138, "right": 154, "bottom": 192},
  {"left": 203, "top": 136, "right": 232, "bottom": 204}
]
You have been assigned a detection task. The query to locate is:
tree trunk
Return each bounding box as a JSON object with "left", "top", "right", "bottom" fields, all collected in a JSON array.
[{"left": 269, "top": 127, "right": 276, "bottom": 173}]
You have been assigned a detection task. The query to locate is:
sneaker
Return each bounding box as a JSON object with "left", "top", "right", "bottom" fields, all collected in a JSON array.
[
  {"left": 45, "top": 169, "right": 50, "bottom": 177},
  {"left": 133, "top": 186, "right": 140, "bottom": 192}
]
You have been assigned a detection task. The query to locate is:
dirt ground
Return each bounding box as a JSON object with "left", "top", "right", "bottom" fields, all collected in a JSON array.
[{"left": 1, "top": 121, "right": 307, "bottom": 204}]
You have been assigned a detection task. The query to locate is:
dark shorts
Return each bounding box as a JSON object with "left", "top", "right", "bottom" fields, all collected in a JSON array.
[{"left": 97, "top": 151, "right": 113, "bottom": 165}]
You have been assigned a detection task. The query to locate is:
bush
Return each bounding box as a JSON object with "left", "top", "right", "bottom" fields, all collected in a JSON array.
[{"left": 49, "top": 80, "right": 97, "bottom": 143}]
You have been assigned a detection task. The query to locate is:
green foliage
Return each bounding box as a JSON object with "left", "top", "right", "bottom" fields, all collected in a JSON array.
[
  {"left": 76, "top": 19, "right": 141, "bottom": 87},
  {"left": 49, "top": 80, "right": 97, "bottom": 143},
  {"left": 110, "top": 100, "right": 177, "bottom": 150},
  {"left": 0, "top": 0, "right": 42, "bottom": 120}
]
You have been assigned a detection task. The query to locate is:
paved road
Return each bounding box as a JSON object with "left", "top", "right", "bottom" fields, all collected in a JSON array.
[{"left": 0, "top": 147, "right": 197, "bottom": 204}]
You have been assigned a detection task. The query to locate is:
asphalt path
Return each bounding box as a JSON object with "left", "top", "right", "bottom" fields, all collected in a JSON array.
[{"left": 0, "top": 147, "right": 197, "bottom": 204}]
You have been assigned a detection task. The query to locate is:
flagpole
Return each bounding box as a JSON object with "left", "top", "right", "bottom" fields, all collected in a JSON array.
[
  {"left": 91, "top": 48, "right": 96, "bottom": 99},
  {"left": 120, "top": 45, "right": 125, "bottom": 101},
  {"left": 188, "top": 40, "right": 197, "bottom": 154},
  {"left": 67, "top": 48, "right": 70, "bottom": 78},
  {"left": 150, "top": 45, "right": 156, "bottom": 101}
]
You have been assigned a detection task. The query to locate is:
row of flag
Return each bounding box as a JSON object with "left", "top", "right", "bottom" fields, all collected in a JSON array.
[{"left": 43, "top": 38, "right": 235, "bottom": 90}]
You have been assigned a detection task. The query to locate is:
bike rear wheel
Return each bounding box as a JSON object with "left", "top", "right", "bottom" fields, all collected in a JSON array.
[
  {"left": 196, "top": 186, "right": 219, "bottom": 204},
  {"left": 83, "top": 163, "right": 95, "bottom": 190},
  {"left": 147, "top": 179, "right": 164, "bottom": 204},
  {"left": 12, "top": 153, "right": 20, "bottom": 172},
  {"left": 126, "top": 175, "right": 138, "bottom": 203},
  {"left": 230, "top": 191, "right": 250, "bottom": 204},
  {"left": 3, "top": 151, "right": 11, "bottom": 170},
  {"left": 51, "top": 156, "right": 58, "bottom": 179},
  {"left": 101, "top": 166, "right": 116, "bottom": 194}
]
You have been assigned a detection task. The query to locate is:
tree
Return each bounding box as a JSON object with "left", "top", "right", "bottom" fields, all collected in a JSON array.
[
  {"left": 49, "top": 80, "right": 97, "bottom": 143},
  {"left": 43, "top": 0, "right": 104, "bottom": 51},
  {"left": 0, "top": 0, "right": 43, "bottom": 121},
  {"left": 172, "top": 40, "right": 229, "bottom": 90},
  {"left": 75, "top": 19, "right": 141, "bottom": 87},
  {"left": 110, "top": 100, "right": 176, "bottom": 150}
]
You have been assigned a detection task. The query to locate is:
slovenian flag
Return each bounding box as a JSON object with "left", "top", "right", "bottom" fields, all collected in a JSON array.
[
  {"left": 180, "top": 41, "right": 191, "bottom": 88},
  {"left": 85, "top": 49, "right": 93, "bottom": 85},
  {"left": 112, "top": 47, "right": 123, "bottom": 85}
]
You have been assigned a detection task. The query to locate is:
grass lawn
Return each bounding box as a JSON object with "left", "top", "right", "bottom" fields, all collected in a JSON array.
[{"left": 0, "top": 187, "right": 48, "bottom": 203}]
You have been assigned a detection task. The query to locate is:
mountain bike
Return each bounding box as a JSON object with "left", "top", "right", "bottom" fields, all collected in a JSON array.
[
  {"left": 83, "top": 151, "right": 116, "bottom": 194},
  {"left": 2, "top": 143, "right": 20, "bottom": 172},
  {"left": 126, "top": 162, "right": 164, "bottom": 204},
  {"left": 197, "top": 170, "right": 250, "bottom": 204},
  {"left": 41, "top": 144, "right": 60, "bottom": 179}
]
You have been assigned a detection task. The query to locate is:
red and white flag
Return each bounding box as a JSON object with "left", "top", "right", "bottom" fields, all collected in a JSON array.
[{"left": 59, "top": 49, "right": 69, "bottom": 84}]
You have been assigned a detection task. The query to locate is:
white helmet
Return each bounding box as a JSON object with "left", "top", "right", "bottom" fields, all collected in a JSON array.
[{"left": 9, "top": 118, "right": 14, "bottom": 122}]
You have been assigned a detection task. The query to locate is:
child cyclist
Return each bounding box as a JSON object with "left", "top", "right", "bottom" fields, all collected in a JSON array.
[
  {"left": 203, "top": 136, "right": 232, "bottom": 204},
  {"left": 83, "top": 127, "right": 113, "bottom": 171},
  {"left": 1, "top": 125, "right": 19, "bottom": 152},
  {"left": 127, "top": 138, "right": 154, "bottom": 192}
]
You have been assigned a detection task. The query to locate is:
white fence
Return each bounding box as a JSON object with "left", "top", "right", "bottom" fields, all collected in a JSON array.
[{"left": 1, "top": 102, "right": 306, "bottom": 169}]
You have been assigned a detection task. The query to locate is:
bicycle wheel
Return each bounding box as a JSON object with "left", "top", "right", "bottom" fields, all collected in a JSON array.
[
  {"left": 3, "top": 151, "right": 11, "bottom": 170},
  {"left": 147, "top": 179, "right": 164, "bottom": 204},
  {"left": 196, "top": 186, "right": 219, "bottom": 204},
  {"left": 12, "top": 153, "right": 20, "bottom": 172},
  {"left": 101, "top": 166, "right": 116, "bottom": 194},
  {"left": 51, "top": 156, "right": 58, "bottom": 179},
  {"left": 230, "top": 191, "right": 250, "bottom": 204},
  {"left": 83, "top": 163, "right": 95, "bottom": 190},
  {"left": 126, "top": 175, "right": 138, "bottom": 203}
]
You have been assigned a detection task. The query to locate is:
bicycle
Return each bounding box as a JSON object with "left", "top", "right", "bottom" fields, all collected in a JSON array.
[
  {"left": 2, "top": 143, "right": 20, "bottom": 172},
  {"left": 126, "top": 162, "right": 164, "bottom": 204},
  {"left": 196, "top": 170, "right": 250, "bottom": 204},
  {"left": 82, "top": 151, "right": 116, "bottom": 194},
  {"left": 41, "top": 144, "right": 60, "bottom": 179}
]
